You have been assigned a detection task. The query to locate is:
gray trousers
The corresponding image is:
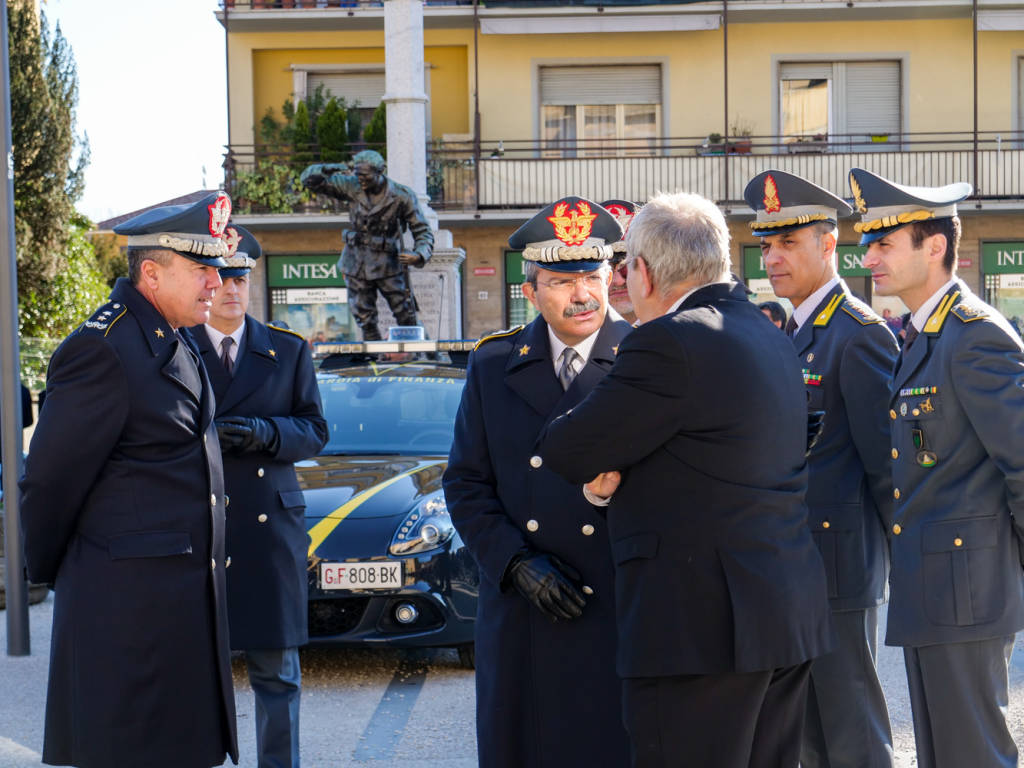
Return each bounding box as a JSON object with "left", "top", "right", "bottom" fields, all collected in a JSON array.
[
  {"left": 801, "top": 607, "right": 894, "bottom": 768},
  {"left": 904, "top": 635, "right": 1017, "bottom": 768},
  {"left": 246, "top": 647, "right": 302, "bottom": 768}
]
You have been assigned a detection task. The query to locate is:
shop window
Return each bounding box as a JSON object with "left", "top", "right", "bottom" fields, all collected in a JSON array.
[
  {"left": 267, "top": 254, "right": 359, "bottom": 344},
  {"left": 505, "top": 250, "right": 539, "bottom": 328}
]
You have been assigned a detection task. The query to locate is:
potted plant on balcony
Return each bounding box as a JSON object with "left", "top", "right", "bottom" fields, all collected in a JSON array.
[
  {"left": 728, "top": 117, "right": 754, "bottom": 154},
  {"left": 699, "top": 132, "right": 726, "bottom": 156}
]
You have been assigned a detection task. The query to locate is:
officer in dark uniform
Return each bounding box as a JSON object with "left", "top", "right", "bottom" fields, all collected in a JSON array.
[
  {"left": 20, "top": 192, "right": 238, "bottom": 768},
  {"left": 853, "top": 168, "right": 1024, "bottom": 768},
  {"left": 600, "top": 199, "right": 640, "bottom": 325},
  {"left": 300, "top": 150, "right": 434, "bottom": 340},
  {"left": 189, "top": 225, "right": 327, "bottom": 768},
  {"left": 746, "top": 170, "right": 897, "bottom": 768},
  {"left": 443, "top": 198, "right": 632, "bottom": 768}
]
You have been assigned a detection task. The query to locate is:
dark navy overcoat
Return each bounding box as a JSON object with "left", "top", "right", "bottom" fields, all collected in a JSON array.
[
  {"left": 21, "top": 278, "right": 238, "bottom": 768},
  {"left": 191, "top": 317, "right": 327, "bottom": 650},
  {"left": 443, "top": 312, "right": 632, "bottom": 768}
]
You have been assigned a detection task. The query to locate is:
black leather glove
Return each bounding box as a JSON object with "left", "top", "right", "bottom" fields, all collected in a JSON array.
[
  {"left": 507, "top": 550, "right": 586, "bottom": 622},
  {"left": 215, "top": 416, "right": 281, "bottom": 455},
  {"left": 806, "top": 410, "right": 826, "bottom": 455},
  {"left": 302, "top": 172, "right": 326, "bottom": 190}
]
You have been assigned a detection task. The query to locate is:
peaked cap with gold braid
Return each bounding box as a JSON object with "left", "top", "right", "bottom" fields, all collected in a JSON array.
[
  {"left": 743, "top": 170, "right": 851, "bottom": 237},
  {"left": 848, "top": 168, "right": 972, "bottom": 245},
  {"left": 508, "top": 196, "right": 623, "bottom": 273}
]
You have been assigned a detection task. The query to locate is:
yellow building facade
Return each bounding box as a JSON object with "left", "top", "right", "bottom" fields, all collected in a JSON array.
[{"left": 220, "top": 1, "right": 1024, "bottom": 339}]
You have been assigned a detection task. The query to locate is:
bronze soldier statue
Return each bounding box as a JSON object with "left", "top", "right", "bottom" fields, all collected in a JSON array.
[{"left": 301, "top": 150, "right": 434, "bottom": 340}]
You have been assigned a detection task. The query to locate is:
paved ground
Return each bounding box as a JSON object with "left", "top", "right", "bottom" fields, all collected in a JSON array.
[{"left": 4, "top": 594, "right": 1024, "bottom": 767}]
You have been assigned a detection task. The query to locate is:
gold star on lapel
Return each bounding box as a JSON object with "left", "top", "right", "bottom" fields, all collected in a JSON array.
[
  {"left": 518, "top": 344, "right": 530, "bottom": 356},
  {"left": 154, "top": 328, "right": 164, "bottom": 338},
  {"left": 269, "top": 349, "right": 277, "bottom": 357}
]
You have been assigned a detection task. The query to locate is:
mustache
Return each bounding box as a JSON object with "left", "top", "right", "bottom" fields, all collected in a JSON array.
[{"left": 564, "top": 298, "right": 600, "bottom": 318}]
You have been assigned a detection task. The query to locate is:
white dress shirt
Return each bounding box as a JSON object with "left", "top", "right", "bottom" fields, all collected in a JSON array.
[{"left": 204, "top": 320, "right": 246, "bottom": 367}]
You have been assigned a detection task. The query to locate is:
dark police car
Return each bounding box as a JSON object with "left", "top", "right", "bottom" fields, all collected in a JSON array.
[{"left": 299, "top": 338, "right": 478, "bottom": 667}]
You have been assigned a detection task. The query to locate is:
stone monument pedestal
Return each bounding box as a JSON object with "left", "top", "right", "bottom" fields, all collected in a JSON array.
[{"left": 373, "top": 246, "right": 465, "bottom": 340}]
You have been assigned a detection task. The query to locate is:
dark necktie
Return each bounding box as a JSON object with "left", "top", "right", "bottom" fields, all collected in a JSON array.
[
  {"left": 785, "top": 315, "right": 798, "bottom": 338},
  {"left": 220, "top": 336, "right": 235, "bottom": 376},
  {"left": 903, "top": 324, "right": 919, "bottom": 350},
  {"left": 557, "top": 347, "right": 580, "bottom": 391}
]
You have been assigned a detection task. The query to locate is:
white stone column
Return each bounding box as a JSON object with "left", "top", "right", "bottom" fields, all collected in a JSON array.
[{"left": 383, "top": 0, "right": 437, "bottom": 231}]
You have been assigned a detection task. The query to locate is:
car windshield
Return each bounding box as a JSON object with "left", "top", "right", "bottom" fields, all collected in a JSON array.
[{"left": 317, "top": 365, "right": 465, "bottom": 455}]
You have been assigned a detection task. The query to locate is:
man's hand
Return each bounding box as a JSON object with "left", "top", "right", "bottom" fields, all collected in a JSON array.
[
  {"left": 585, "top": 471, "right": 621, "bottom": 501},
  {"left": 508, "top": 551, "right": 586, "bottom": 622},
  {"left": 398, "top": 252, "right": 421, "bottom": 266},
  {"left": 215, "top": 416, "right": 281, "bottom": 455}
]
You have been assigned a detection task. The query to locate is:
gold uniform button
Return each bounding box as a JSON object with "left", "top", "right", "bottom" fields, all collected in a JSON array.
[
  {"left": 892, "top": 524, "right": 902, "bottom": 535},
  {"left": 889, "top": 409, "right": 897, "bottom": 420},
  {"left": 225, "top": 556, "right": 232, "bottom": 568},
  {"left": 912, "top": 408, "right": 920, "bottom": 417},
  {"left": 822, "top": 521, "right": 830, "bottom": 529},
  {"left": 581, "top": 524, "right": 595, "bottom": 536},
  {"left": 257, "top": 468, "right": 265, "bottom": 478},
  {"left": 954, "top": 537, "right": 963, "bottom": 547},
  {"left": 894, "top": 488, "right": 901, "bottom": 500},
  {"left": 582, "top": 585, "right": 594, "bottom": 595},
  {"left": 529, "top": 456, "right": 543, "bottom": 469},
  {"left": 526, "top": 519, "right": 539, "bottom": 532},
  {"left": 211, "top": 494, "right": 217, "bottom": 506},
  {"left": 258, "top": 514, "right": 268, "bottom": 523},
  {"left": 891, "top": 448, "right": 899, "bottom": 460},
  {"left": 211, "top": 558, "right": 217, "bottom": 570}
]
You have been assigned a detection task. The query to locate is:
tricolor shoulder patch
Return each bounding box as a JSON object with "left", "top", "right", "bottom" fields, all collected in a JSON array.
[
  {"left": 923, "top": 291, "right": 960, "bottom": 334},
  {"left": 951, "top": 301, "right": 988, "bottom": 323},
  {"left": 812, "top": 294, "right": 843, "bottom": 327},
  {"left": 840, "top": 298, "right": 884, "bottom": 326},
  {"left": 474, "top": 325, "right": 524, "bottom": 351}
]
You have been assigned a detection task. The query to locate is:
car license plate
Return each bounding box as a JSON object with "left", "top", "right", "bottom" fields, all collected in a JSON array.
[{"left": 320, "top": 561, "right": 403, "bottom": 590}]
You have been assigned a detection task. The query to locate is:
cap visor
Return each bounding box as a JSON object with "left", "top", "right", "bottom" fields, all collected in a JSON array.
[{"left": 533, "top": 259, "right": 606, "bottom": 273}]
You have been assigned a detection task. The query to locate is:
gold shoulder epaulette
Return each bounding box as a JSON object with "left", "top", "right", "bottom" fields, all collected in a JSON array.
[
  {"left": 812, "top": 294, "right": 843, "bottom": 327},
  {"left": 923, "top": 291, "right": 960, "bottom": 334},
  {"left": 840, "top": 298, "right": 884, "bottom": 326},
  {"left": 474, "top": 325, "right": 524, "bottom": 351},
  {"left": 267, "top": 323, "right": 307, "bottom": 341},
  {"left": 78, "top": 301, "right": 128, "bottom": 338},
  {"left": 951, "top": 301, "right": 988, "bottom": 323}
]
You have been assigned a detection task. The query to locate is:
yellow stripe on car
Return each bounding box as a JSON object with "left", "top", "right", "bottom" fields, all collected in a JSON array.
[{"left": 306, "top": 460, "right": 446, "bottom": 557}]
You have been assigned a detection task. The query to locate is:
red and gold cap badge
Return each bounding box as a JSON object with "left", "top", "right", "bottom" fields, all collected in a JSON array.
[
  {"left": 547, "top": 200, "right": 598, "bottom": 247},
  {"left": 763, "top": 174, "right": 781, "bottom": 214},
  {"left": 207, "top": 192, "right": 232, "bottom": 238}
]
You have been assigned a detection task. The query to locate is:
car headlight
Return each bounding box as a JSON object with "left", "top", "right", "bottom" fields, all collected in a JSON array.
[{"left": 389, "top": 493, "right": 455, "bottom": 556}]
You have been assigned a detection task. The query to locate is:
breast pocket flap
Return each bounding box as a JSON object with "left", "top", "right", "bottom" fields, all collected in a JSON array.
[{"left": 612, "top": 533, "right": 659, "bottom": 565}]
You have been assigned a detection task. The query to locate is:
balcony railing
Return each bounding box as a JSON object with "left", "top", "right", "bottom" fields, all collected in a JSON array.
[
  {"left": 221, "top": 1, "right": 472, "bottom": 8},
  {"left": 223, "top": 131, "right": 1024, "bottom": 214}
]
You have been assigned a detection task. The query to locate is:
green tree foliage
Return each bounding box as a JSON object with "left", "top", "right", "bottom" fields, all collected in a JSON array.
[
  {"left": 317, "top": 98, "right": 349, "bottom": 164},
  {"left": 292, "top": 100, "right": 313, "bottom": 170},
  {"left": 364, "top": 102, "right": 387, "bottom": 159},
  {"left": 19, "top": 214, "right": 107, "bottom": 388},
  {"left": 7, "top": 1, "right": 92, "bottom": 337}
]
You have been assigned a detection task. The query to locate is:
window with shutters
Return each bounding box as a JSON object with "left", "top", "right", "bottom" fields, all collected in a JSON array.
[
  {"left": 779, "top": 60, "right": 901, "bottom": 151},
  {"left": 539, "top": 64, "right": 662, "bottom": 158}
]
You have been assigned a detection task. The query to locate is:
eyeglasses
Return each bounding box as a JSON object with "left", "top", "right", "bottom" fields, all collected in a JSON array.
[{"left": 536, "top": 273, "right": 607, "bottom": 292}]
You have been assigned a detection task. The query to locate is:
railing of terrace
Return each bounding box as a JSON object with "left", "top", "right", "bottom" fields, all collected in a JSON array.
[{"left": 224, "top": 131, "right": 1024, "bottom": 213}]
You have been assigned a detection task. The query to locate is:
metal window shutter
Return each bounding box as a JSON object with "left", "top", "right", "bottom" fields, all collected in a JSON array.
[
  {"left": 540, "top": 65, "right": 661, "bottom": 105},
  {"left": 308, "top": 72, "right": 386, "bottom": 108},
  {"left": 845, "top": 61, "right": 900, "bottom": 135},
  {"left": 779, "top": 62, "right": 834, "bottom": 81}
]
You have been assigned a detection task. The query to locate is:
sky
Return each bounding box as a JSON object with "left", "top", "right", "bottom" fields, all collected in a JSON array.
[{"left": 44, "top": 0, "right": 228, "bottom": 224}]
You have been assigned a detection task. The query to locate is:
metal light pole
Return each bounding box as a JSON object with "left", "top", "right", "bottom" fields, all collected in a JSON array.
[{"left": 1, "top": 0, "right": 30, "bottom": 657}]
